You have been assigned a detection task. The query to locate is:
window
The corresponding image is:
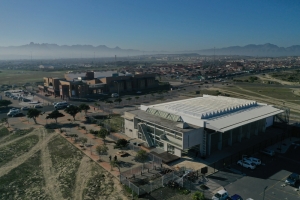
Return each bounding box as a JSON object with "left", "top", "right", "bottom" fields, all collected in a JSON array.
[
  {"left": 167, "top": 144, "right": 175, "bottom": 154},
  {"left": 129, "top": 129, "right": 132, "bottom": 132}
]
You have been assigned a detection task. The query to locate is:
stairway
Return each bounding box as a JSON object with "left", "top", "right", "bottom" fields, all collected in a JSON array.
[{"left": 138, "top": 123, "right": 154, "bottom": 147}]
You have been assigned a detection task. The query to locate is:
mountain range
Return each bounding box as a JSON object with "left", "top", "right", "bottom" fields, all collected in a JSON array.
[{"left": 0, "top": 42, "right": 300, "bottom": 59}]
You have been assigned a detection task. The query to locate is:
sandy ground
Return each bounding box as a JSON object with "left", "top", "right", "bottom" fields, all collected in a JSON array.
[{"left": 0, "top": 127, "right": 129, "bottom": 200}]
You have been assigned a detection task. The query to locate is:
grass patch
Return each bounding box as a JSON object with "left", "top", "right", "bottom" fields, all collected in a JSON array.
[
  {"left": 0, "top": 151, "right": 49, "bottom": 200},
  {"left": 101, "top": 114, "right": 123, "bottom": 132},
  {"left": 46, "top": 129, "right": 55, "bottom": 134},
  {"left": 0, "top": 135, "right": 39, "bottom": 167},
  {"left": 83, "top": 162, "right": 119, "bottom": 199},
  {"left": 48, "top": 136, "right": 83, "bottom": 199},
  {"left": 0, "top": 127, "right": 9, "bottom": 138},
  {"left": 225, "top": 85, "right": 300, "bottom": 105},
  {"left": 177, "top": 187, "right": 191, "bottom": 195},
  {"left": 1, "top": 128, "right": 34, "bottom": 144},
  {"left": 123, "top": 185, "right": 138, "bottom": 198}
]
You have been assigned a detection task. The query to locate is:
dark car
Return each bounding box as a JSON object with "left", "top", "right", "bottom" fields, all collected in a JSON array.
[
  {"left": 285, "top": 173, "right": 299, "bottom": 186},
  {"left": 292, "top": 141, "right": 300, "bottom": 147},
  {"left": 230, "top": 194, "right": 243, "bottom": 200}
]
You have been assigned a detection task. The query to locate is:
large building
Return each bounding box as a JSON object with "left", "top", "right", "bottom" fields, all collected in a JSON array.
[
  {"left": 39, "top": 71, "right": 159, "bottom": 99},
  {"left": 123, "top": 95, "right": 284, "bottom": 157}
]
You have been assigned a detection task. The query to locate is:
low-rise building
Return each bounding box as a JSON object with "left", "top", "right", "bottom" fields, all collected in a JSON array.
[{"left": 123, "top": 95, "right": 284, "bottom": 157}]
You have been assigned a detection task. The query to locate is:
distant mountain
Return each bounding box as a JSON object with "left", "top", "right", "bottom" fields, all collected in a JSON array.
[
  {"left": 194, "top": 43, "right": 300, "bottom": 57},
  {"left": 1, "top": 42, "right": 300, "bottom": 60},
  {"left": 0, "top": 42, "right": 142, "bottom": 59}
]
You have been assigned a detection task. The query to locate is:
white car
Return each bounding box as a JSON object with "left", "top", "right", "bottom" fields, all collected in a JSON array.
[
  {"left": 7, "top": 109, "right": 20, "bottom": 117},
  {"left": 243, "top": 156, "right": 261, "bottom": 165},
  {"left": 237, "top": 160, "right": 256, "bottom": 169},
  {"left": 212, "top": 189, "right": 229, "bottom": 200},
  {"left": 111, "top": 93, "right": 119, "bottom": 98},
  {"left": 260, "top": 149, "right": 275, "bottom": 156}
]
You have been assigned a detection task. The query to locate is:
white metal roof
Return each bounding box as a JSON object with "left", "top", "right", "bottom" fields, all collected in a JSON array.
[{"left": 140, "top": 95, "right": 283, "bottom": 132}]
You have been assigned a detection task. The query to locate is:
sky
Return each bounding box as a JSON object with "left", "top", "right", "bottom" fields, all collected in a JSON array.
[{"left": 0, "top": 0, "right": 300, "bottom": 51}]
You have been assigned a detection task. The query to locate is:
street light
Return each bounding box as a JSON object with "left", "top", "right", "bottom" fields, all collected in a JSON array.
[
  {"left": 263, "top": 186, "right": 268, "bottom": 200},
  {"left": 114, "top": 81, "right": 119, "bottom": 97}
]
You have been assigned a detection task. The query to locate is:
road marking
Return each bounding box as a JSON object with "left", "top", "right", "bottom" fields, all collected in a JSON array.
[
  {"left": 259, "top": 174, "right": 290, "bottom": 195},
  {"left": 273, "top": 187, "right": 300, "bottom": 197}
]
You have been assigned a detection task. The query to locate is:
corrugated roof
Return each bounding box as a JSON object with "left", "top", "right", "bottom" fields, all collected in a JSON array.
[{"left": 140, "top": 95, "right": 283, "bottom": 132}]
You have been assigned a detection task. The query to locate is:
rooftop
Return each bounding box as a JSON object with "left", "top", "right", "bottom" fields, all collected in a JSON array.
[{"left": 140, "top": 95, "right": 283, "bottom": 132}]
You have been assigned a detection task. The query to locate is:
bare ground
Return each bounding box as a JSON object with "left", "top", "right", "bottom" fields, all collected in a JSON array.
[
  {"left": 41, "top": 129, "right": 64, "bottom": 200},
  {"left": 0, "top": 128, "right": 55, "bottom": 177},
  {"left": 74, "top": 156, "right": 92, "bottom": 200}
]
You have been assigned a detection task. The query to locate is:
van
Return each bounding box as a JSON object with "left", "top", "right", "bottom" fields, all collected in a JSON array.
[{"left": 54, "top": 102, "right": 68, "bottom": 109}]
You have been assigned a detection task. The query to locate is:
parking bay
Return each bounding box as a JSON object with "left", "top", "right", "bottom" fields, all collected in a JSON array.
[{"left": 208, "top": 148, "right": 300, "bottom": 199}]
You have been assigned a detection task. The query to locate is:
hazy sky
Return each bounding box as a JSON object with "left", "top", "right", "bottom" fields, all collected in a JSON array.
[{"left": 0, "top": 0, "right": 300, "bottom": 51}]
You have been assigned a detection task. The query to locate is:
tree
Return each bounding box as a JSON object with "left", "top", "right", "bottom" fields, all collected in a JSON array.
[
  {"left": 125, "top": 98, "right": 132, "bottom": 105},
  {"left": 135, "top": 150, "right": 148, "bottom": 162},
  {"left": 0, "top": 100, "right": 12, "bottom": 108},
  {"left": 98, "top": 129, "right": 109, "bottom": 144},
  {"left": 114, "top": 139, "right": 129, "bottom": 149},
  {"left": 1, "top": 117, "right": 9, "bottom": 127},
  {"left": 81, "top": 126, "right": 87, "bottom": 133},
  {"left": 78, "top": 137, "right": 88, "bottom": 146},
  {"left": 192, "top": 191, "right": 205, "bottom": 200},
  {"left": 96, "top": 145, "right": 109, "bottom": 159},
  {"left": 27, "top": 108, "right": 42, "bottom": 124},
  {"left": 114, "top": 98, "right": 122, "bottom": 105},
  {"left": 106, "top": 100, "right": 113, "bottom": 107},
  {"left": 135, "top": 96, "right": 139, "bottom": 103},
  {"left": 110, "top": 160, "right": 120, "bottom": 172},
  {"left": 46, "top": 110, "right": 65, "bottom": 124},
  {"left": 64, "top": 105, "right": 81, "bottom": 120},
  {"left": 79, "top": 103, "right": 90, "bottom": 115}
]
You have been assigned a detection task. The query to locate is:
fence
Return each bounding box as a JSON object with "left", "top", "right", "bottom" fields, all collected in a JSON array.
[{"left": 120, "top": 167, "right": 186, "bottom": 196}]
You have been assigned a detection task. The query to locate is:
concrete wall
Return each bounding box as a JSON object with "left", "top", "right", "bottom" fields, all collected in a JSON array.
[
  {"left": 174, "top": 147, "right": 182, "bottom": 157},
  {"left": 266, "top": 116, "right": 274, "bottom": 128},
  {"left": 182, "top": 128, "right": 202, "bottom": 149},
  {"left": 124, "top": 119, "right": 137, "bottom": 138}
]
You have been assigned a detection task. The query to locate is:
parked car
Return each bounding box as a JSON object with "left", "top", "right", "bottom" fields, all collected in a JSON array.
[
  {"left": 54, "top": 102, "right": 68, "bottom": 109},
  {"left": 7, "top": 109, "right": 20, "bottom": 117},
  {"left": 23, "top": 98, "right": 31, "bottom": 102},
  {"left": 21, "top": 107, "right": 29, "bottom": 110},
  {"left": 285, "top": 173, "right": 299, "bottom": 186},
  {"left": 34, "top": 105, "right": 43, "bottom": 109},
  {"left": 136, "top": 91, "right": 142, "bottom": 94},
  {"left": 9, "top": 108, "right": 19, "bottom": 112},
  {"left": 292, "top": 141, "right": 300, "bottom": 147},
  {"left": 111, "top": 93, "right": 119, "bottom": 98},
  {"left": 230, "top": 194, "right": 243, "bottom": 200},
  {"left": 237, "top": 160, "right": 256, "bottom": 169},
  {"left": 260, "top": 149, "right": 275, "bottom": 156},
  {"left": 243, "top": 156, "right": 261, "bottom": 165},
  {"left": 212, "top": 189, "right": 229, "bottom": 200}
]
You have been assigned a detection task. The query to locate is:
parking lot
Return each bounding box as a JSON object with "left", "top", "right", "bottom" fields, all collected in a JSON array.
[{"left": 208, "top": 146, "right": 300, "bottom": 199}]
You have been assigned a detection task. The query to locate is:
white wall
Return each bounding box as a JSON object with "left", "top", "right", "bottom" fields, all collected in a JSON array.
[
  {"left": 174, "top": 148, "right": 182, "bottom": 157},
  {"left": 183, "top": 128, "right": 203, "bottom": 149},
  {"left": 124, "top": 119, "right": 137, "bottom": 138},
  {"left": 265, "top": 116, "right": 274, "bottom": 128}
]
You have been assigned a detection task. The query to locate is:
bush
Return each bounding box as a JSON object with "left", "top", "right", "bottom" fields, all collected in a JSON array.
[
  {"left": 114, "top": 139, "right": 129, "bottom": 149},
  {"left": 192, "top": 191, "right": 205, "bottom": 200}
]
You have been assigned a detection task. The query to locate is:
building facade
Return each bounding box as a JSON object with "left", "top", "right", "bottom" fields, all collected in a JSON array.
[
  {"left": 38, "top": 71, "right": 159, "bottom": 99},
  {"left": 123, "top": 95, "right": 283, "bottom": 157}
]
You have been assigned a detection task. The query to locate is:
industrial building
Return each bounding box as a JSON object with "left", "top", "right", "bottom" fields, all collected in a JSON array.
[
  {"left": 123, "top": 95, "right": 284, "bottom": 157},
  {"left": 39, "top": 71, "right": 158, "bottom": 99}
]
